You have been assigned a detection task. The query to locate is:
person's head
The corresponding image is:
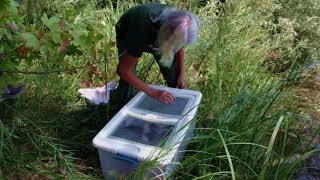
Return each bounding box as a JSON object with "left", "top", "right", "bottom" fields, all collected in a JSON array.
[{"left": 155, "top": 8, "right": 200, "bottom": 67}]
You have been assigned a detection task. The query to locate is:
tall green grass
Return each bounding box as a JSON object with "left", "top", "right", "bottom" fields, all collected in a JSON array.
[
  {"left": 172, "top": 0, "right": 320, "bottom": 179},
  {"left": 1, "top": 0, "right": 320, "bottom": 179}
]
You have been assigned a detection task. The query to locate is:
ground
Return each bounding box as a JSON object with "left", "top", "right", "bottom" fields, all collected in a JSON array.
[{"left": 292, "top": 63, "right": 320, "bottom": 179}]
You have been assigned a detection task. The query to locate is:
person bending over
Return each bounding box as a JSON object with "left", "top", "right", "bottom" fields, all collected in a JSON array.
[{"left": 114, "top": 3, "right": 199, "bottom": 108}]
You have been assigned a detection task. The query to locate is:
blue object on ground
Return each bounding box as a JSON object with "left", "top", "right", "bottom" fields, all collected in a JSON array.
[{"left": 0, "top": 84, "right": 25, "bottom": 102}]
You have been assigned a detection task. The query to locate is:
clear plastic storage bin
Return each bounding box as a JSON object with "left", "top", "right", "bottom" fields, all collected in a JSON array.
[{"left": 92, "top": 85, "right": 202, "bottom": 179}]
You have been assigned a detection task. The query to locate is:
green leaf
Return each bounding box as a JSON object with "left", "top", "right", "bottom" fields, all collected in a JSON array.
[
  {"left": 41, "top": 14, "right": 60, "bottom": 32},
  {"left": 72, "top": 35, "right": 92, "bottom": 49},
  {"left": 0, "top": 0, "right": 17, "bottom": 17},
  {"left": 41, "top": 14, "right": 49, "bottom": 25},
  {"left": 21, "top": 33, "right": 40, "bottom": 49},
  {"left": 50, "top": 32, "right": 62, "bottom": 44},
  {"left": 8, "top": 0, "right": 18, "bottom": 16}
]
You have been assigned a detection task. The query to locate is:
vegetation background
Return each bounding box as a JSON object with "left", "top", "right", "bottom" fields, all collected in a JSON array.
[{"left": 1, "top": 0, "right": 320, "bottom": 179}]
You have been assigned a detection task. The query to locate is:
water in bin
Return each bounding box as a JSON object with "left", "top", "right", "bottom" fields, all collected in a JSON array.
[
  {"left": 135, "top": 96, "right": 190, "bottom": 116},
  {"left": 110, "top": 116, "right": 174, "bottom": 146}
]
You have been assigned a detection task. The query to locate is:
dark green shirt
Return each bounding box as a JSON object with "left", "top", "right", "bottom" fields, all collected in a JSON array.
[{"left": 115, "top": 3, "right": 172, "bottom": 58}]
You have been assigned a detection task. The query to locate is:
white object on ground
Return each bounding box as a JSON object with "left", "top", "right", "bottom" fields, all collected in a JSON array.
[{"left": 78, "top": 81, "right": 116, "bottom": 105}]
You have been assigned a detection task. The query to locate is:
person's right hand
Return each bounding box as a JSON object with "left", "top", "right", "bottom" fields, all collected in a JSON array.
[{"left": 147, "top": 88, "right": 176, "bottom": 104}]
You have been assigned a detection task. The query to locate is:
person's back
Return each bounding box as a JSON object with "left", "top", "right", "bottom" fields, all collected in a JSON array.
[{"left": 115, "top": 3, "right": 173, "bottom": 58}]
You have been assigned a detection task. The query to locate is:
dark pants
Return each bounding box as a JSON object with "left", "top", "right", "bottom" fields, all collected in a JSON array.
[{"left": 112, "top": 53, "right": 179, "bottom": 110}]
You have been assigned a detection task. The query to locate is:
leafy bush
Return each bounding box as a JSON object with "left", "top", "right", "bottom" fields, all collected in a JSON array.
[{"left": 0, "top": 0, "right": 319, "bottom": 179}]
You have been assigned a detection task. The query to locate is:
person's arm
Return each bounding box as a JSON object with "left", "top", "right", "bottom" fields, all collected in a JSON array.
[
  {"left": 116, "top": 53, "right": 176, "bottom": 104},
  {"left": 175, "top": 48, "right": 185, "bottom": 89}
]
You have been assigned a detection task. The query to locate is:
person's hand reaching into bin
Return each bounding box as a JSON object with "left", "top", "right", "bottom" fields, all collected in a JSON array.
[{"left": 147, "top": 88, "right": 176, "bottom": 104}]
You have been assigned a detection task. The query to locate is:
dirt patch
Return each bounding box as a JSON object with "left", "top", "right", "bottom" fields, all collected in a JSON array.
[{"left": 292, "top": 65, "right": 320, "bottom": 179}]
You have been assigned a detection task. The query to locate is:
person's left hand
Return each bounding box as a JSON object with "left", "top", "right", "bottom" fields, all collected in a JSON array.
[{"left": 176, "top": 74, "right": 185, "bottom": 89}]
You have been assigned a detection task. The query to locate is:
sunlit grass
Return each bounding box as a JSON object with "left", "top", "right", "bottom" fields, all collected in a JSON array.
[{"left": 1, "top": 0, "right": 320, "bottom": 179}]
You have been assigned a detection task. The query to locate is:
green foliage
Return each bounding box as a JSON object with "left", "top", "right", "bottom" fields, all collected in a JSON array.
[
  {"left": 0, "top": 0, "right": 320, "bottom": 179},
  {"left": 0, "top": 0, "right": 121, "bottom": 89},
  {"left": 262, "top": 0, "right": 320, "bottom": 72},
  {"left": 21, "top": 32, "right": 40, "bottom": 49}
]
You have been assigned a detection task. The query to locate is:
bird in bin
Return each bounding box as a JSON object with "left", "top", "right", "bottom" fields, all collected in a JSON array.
[{"left": 112, "top": 2, "right": 200, "bottom": 110}]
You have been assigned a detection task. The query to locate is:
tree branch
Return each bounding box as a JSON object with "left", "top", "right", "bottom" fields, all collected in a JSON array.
[
  {"left": 0, "top": 25, "right": 22, "bottom": 33},
  {"left": 2, "top": 65, "right": 88, "bottom": 75}
]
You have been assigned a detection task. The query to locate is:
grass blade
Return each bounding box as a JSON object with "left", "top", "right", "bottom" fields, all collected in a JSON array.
[
  {"left": 258, "top": 116, "right": 284, "bottom": 180},
  {"left": 217, "top": 129, "right": 236, "bottom": 180}
]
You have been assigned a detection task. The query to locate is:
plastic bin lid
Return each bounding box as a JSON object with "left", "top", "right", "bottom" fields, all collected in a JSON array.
[
  {"left": 92, "top": 85, "right": 203, "bottom": 163},
  {"left": 133, "top": 95, "right": 192, "bottom": 117},
  {"left": 110, "top": 116, "right": 174, "bottom": 146}
]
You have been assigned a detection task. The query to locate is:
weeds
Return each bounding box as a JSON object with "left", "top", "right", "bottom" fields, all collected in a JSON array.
[{"left": 1, "top": 0, "right": 320, "bottom": 179}]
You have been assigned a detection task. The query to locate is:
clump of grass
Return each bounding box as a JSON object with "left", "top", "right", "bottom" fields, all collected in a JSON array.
[
  {"left": 169, "top": 0, "right": 320, "bottom": 179},
  {"left": 1, "top": 0, "right": 320, "bottom": 179}
]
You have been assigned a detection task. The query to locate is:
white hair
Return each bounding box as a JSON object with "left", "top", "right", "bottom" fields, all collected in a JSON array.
[{"left": 152, "top": 8, "right": 200, "bottom": 46}]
